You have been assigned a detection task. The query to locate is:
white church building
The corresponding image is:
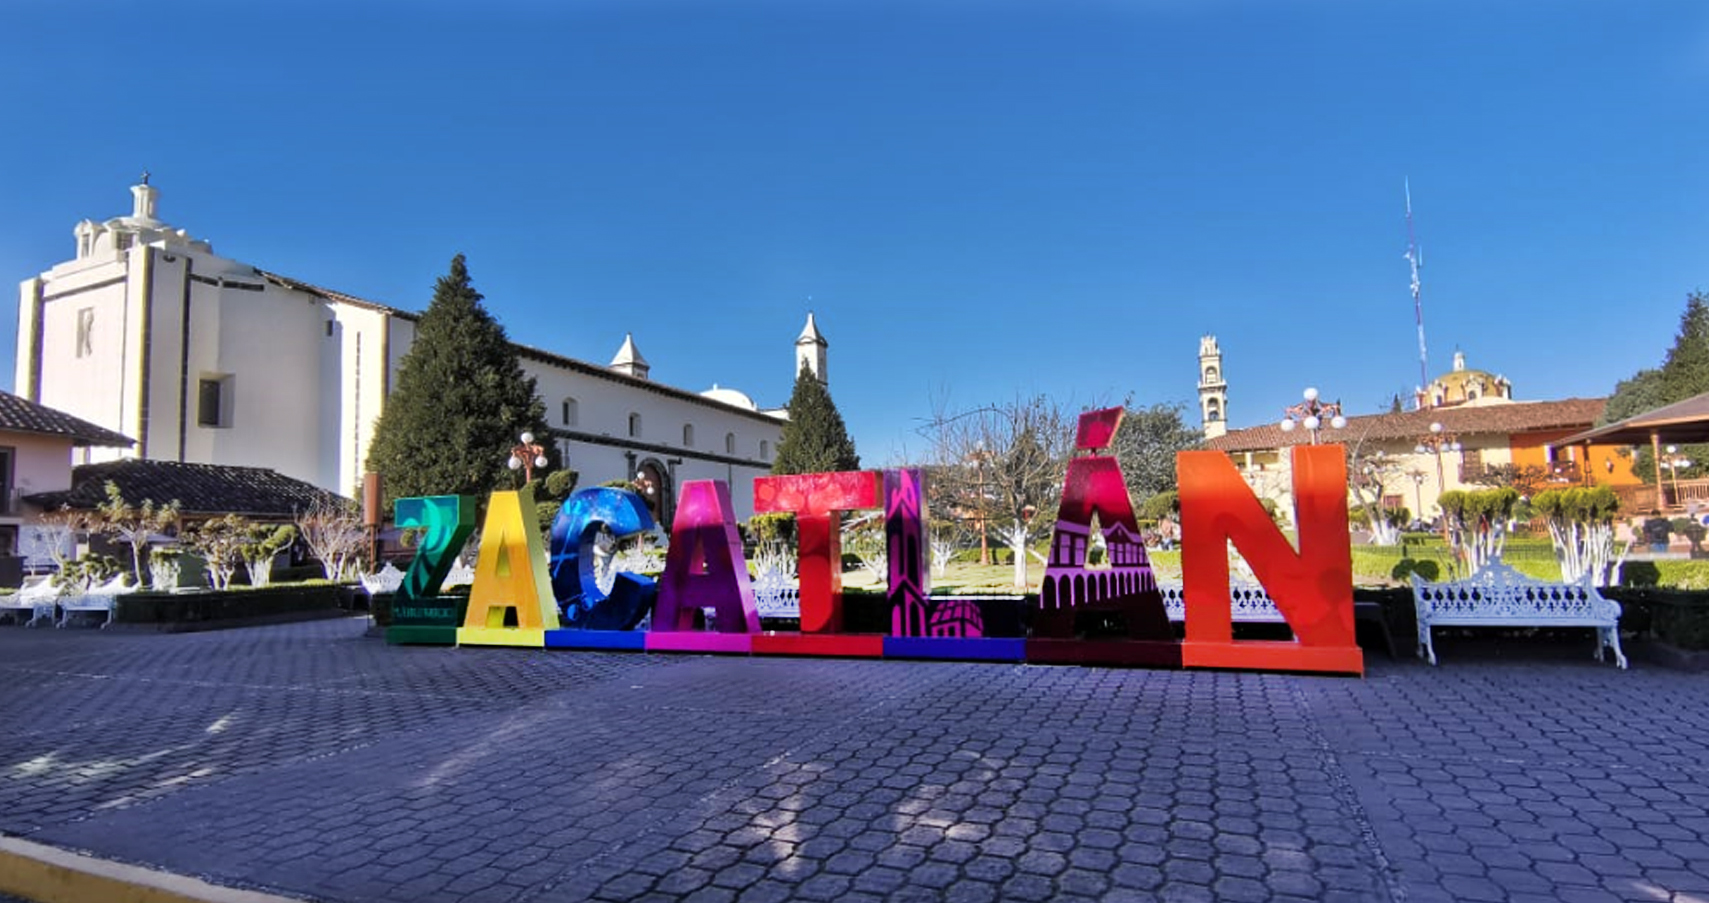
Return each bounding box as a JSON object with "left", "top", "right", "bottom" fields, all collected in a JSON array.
[{"left": 14, "top": 179, "right": 830, "bottom": 522}]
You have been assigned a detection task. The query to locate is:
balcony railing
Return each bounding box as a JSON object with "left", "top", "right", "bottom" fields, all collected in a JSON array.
[{"left": 1611, "top": 478, "right": 1709, "bottom": 515}]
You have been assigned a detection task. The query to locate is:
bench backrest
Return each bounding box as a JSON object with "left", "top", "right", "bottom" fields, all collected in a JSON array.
[
  {"left": 1411, "top": 559, "right": 1619, "bottom": 621},
  {"left": 1158, "top": 581, "right": 1286, "bottom": 623}
]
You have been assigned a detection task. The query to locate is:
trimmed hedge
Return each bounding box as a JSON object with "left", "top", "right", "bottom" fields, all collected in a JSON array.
[{"left": 116, "top": 583, "right": 350, "bottom": 627}]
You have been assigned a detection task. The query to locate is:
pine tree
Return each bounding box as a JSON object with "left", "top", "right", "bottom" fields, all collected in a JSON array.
[
  {"left": 1600, "top": 291, "right": 1709, "bottom": 482},
  {"left": 364, "top": 254, "right": 551, "bottom": 503},
  {"left": 772, "top": 363, "right": 860, "bottom": 475}
]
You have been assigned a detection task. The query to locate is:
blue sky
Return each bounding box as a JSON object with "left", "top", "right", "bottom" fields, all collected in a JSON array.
[{"left": 4, "top": 0, "right": 1706, "bottom": 463}]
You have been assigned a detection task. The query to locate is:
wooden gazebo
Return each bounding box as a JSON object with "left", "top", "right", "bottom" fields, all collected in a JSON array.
[{"left": 1556, "top": 392, "right": 1709, "bottom": 513}]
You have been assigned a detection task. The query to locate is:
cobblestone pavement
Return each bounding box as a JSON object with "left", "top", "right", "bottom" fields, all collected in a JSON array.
[{"left": 1, "top": 618, "right": 1706, "bottom": 903}]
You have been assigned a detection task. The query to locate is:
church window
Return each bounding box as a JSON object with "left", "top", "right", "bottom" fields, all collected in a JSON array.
[
  {"left": 76, "top": 308, "right": 94, "bottom": 358},
  {"left": 725, "top": 433, "right": 737, "bottom": 455},
  {"left": 1206, "top": 398, "right": 1221, "bottom": 421},
  {"left": 628, "top": 412, "right": 642, "bottom": 438},
  {"left": 1204, "top": 366, "right": 1218, "bottom": 383},
  {"left": 682, "top": 424, "right": 695, "bottom": 447},
  {"left": 197, "top": 376, "right": 232, "bottom": 428},
  {"left": 760, "top": 440, "right": 770, "bottom": 460},
  {"left": 325, "top": 320, "right": 334, "bottom": 337},
  {"left": 561, "top": 398, "right": 578, "bottom": 427}
]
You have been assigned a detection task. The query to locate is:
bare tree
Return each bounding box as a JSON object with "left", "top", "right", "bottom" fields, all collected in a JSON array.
[
  {"left": 295, "top": 497, "right": 366, "bottom": 581},
  {"left": 920, "top": 394, "right": 1074, "bottom": 588},
  {"left": 24, "top": 506, "right": 87, "bottom": 573},
  {"left": 1342, "top": 424, "right": 1409, "bottom": 546}
]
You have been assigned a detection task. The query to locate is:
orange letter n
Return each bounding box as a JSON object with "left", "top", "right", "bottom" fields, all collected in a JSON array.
[{"left": 1177, "top": 446, "right": 1361, "bottom": 675}]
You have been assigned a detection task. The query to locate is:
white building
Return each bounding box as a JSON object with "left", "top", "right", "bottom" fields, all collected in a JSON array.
[{"left": 15, "top": 179, "right": 818, "bottom": 522}]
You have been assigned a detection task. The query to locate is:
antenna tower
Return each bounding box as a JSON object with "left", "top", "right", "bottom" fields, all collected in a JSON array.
[{"left": 1404, "top": 179, "right": 1429, "bottom": 408}]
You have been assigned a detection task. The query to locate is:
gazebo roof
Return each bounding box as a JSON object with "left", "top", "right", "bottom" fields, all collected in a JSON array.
[{"left": 1554, "top": 392, "right": 1709, "bottom": 447}]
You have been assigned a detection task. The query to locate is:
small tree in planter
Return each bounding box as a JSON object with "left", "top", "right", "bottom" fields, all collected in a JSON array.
[
  {"left": 1532, "top": 486, "right": 1627, "bottom": 585},
  {"left": 180, "top": 514, "right": 252, "bottom": 591},
  {"left": 94, "top": 481, "right": 181, "bottom": 588},
  {"left": 148, "top": 547, "right": 182, "bottom": 590},
  {"left": 1438, "top": 488, "right": 1521, "bottom": 574},
  {"left": 238, "top": 524, "right": 297, "bottom": 588},
  {"left": 53, "top": 552, "right": 121, "bottom": 592}
]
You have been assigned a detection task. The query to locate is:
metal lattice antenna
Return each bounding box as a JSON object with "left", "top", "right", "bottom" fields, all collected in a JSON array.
[{"left": 1404, "top": 178, "right": 1429, "bottom": 408}]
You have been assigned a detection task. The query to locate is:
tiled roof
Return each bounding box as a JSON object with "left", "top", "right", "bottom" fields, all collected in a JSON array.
[
  {"left": 24, "top": 459, "right": 345, "bottom": 518},
  {"left": 0, "top": 391, "right": 134, "bottom": 447},
  {"left": 1205, "top": 398, "right": 1608, "bottom": 453}
]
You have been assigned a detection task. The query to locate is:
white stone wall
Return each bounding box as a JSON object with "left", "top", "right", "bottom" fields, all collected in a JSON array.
[{"left": 19, "top": 191, "right": 794, "bottom": 523}]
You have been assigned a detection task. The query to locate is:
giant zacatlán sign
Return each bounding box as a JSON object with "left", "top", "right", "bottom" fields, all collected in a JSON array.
[{"left": 386, "top": 408, "right": 1361, "bottom": 674}]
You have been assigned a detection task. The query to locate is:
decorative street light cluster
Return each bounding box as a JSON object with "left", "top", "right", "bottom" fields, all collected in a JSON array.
[
  {"left": 507, "top": 431, "right": 550, "bottom": 484},
  {"left": 1413, "top": 421, "right": 1462, "bottom": 458},
  {"left": 1278, "top": 387, "right": 1346, "bottom": 445}
]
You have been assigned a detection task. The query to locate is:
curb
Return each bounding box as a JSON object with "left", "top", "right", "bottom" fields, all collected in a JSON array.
[{"left": 0, "top": 837, "right": 307, "bottom": 903}]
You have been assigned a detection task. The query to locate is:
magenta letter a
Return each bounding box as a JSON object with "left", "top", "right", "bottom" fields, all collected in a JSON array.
[{"left": 653, "top": 480, "right": 761, "bottom": 633}]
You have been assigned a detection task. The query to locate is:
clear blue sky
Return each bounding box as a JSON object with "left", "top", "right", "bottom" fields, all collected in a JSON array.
[{"left": 4, "top": 0, "right": 1706, "bottom": 463}]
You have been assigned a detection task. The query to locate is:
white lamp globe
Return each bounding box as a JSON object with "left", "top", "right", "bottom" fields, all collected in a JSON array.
[
  {"left": 507, "top": 456, "right": 522, "bottom": 471},
  {"left": 534, "top": 455, "right": 548, "bottom": 468},
  {"left": 1303, "top": 415, "right": 1320, "bottom": 431},
  {"left": 1415, "top": 444, "right": 1427, "bottom": 454},
  {"left": 1280, "top": 419, "right": 1296, "bottom": 432},
  {"left": 1430, "top": 422, "right": 1443, "bottom": 434},
  {"left": 520, "top": 431, "right": 535, "bottom": 445},
  {"left": 1330, "top": 415, "right": 1347, "bottom": 430},
  {"left": 1303, "top": 387, "right": 1319, "bottom": 402}
]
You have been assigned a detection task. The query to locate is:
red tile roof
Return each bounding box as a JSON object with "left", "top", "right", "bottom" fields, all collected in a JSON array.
[
  {"left": 1205, "top": 398, "right": 1608, "bottom": 453},
  {"left": 0, "top": 391, "right": 134, "bottom": 447}
]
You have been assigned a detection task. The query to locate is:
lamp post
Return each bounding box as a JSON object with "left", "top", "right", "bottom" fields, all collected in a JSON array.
[
  {"left": 1414, "top": 422, "right": 1461, "bottom": 544},
  {"left": 1664, "top": 445, "right": 1692, "bottom": 509},
  {"left": 1278, "top": 387, "right": 1346, "bottom": 445},
  {"left": 507, "top": 431, "right": 549, "bottom": 485},
  {"left": 1408, "top": 470, "right": 1426, "bottom": 527}
]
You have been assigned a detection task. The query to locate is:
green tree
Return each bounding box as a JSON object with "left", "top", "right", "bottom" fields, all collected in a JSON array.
[
  {"left": 94, "top": 480, "right": 180, "bottom": 587},
  {"left": 1109, "top": 401, "right": 1201, "bottom": 503},
  {"left": 772, "top": 363, "right": 860, "bottom": 475},
  {"left": 1601, "top": 291, "right": 1709, "bottom": 483},
  {"left": 364, "top": 255, "right": 551, "bottom": 504}
]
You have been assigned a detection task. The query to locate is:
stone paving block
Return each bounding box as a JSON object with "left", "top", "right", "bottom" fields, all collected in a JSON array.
[{"left": 3, "top": 622, "right": 1708, "bottom": 903}]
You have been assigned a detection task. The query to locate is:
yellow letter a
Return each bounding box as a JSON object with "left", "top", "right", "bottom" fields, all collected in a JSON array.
[{"left": 459, "top": 486, "right": 560, "bottom": 647}]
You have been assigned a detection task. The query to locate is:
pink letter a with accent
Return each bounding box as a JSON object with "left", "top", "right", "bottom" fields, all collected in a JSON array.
[{"left": 653, "top": 480, "right": 761, "bottom": 633}]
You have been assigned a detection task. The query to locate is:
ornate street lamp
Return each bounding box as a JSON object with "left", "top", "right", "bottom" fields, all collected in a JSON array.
[
  {"left": 507, "top": 431, "right": 550, "bottom": 485},
  {"left": 1664, "top": 445, "right": 1692, "bottom": 509},
  {"left": 1278, "top": 387, "right": 1346, "bottom": 445}
]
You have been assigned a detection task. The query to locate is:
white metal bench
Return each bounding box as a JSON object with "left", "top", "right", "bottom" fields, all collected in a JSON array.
[
  {"left": 440, "top": 562, "right": 475, "bottom": 591},
  {"left": 359, "top": 563, "right": 405, "bottom": 600},
  {"left": 58, "top": 575, "right": 133, "bottom": 629},
  {"left": 1411, "top": 560, "right": 1626, "bottom": 668},
  {"left": 1158, "top": 581, "right": 1287, "bottom": 623},
  {"left": 1157, "top": 582, "right": 1395, "bottom": 659},
  {"left": 1, "top": 577, "right": 59, "bottom": 627}
]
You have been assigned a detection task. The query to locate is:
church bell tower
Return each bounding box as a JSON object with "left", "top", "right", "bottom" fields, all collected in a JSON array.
[{"left": 1198, "top": 335, "right": 1227, "bottom": 439}]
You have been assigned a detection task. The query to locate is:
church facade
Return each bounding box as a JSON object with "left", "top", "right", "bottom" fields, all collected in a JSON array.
[{"left": 15, "top": 180, "right": 816, "bottom": 521}]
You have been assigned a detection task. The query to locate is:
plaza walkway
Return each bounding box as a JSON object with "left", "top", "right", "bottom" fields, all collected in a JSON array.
[{"left": 1, "top": 618, "right": 1706, "bottom": 903}]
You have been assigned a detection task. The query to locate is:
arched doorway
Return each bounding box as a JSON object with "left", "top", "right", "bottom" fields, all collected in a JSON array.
[{"left": 634, "top": 458, "right": 673, "bottom": 525}]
